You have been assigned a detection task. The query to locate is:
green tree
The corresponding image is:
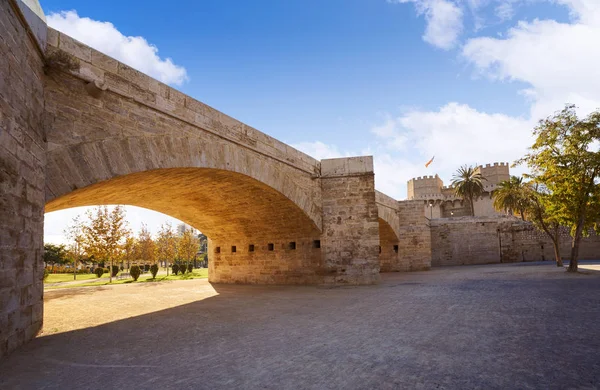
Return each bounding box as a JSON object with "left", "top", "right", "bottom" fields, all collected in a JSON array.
[
  {"left": 155, "top": 222, "right": 176, "bottom": 276},
  {"left": 177, "top": 227, "right": 199, "bottom": 270},
  {"left": 523, "top": 183, "right": 563, "bottom": 267},
  {"left": 451, "top": 165, "right": 486, "bottom": 217},
  {"left": 83, "top": 206, "right": 129, "bottom": 282},
  {"left": 518, "top": 105, "right": 600, "bottom": 272},
  {"left": 135, "top": 224, "right": 156, "bottom": 266},
  {"left": 492, "top": 176, "right": 529, "bottom": 220},
  {"left": 43, "top": 243, "right": 69, "bottom": 271},
  {"left": 64, "top": 215, "right": 85, "bottom": 280},
  {"left": 121, "top": 233, "right": 137, "bottom": 270}
]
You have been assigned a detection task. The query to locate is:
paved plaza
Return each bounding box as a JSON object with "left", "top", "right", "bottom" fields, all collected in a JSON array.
[{"left": 1, "top": 262, "right": 599, "bottom": 389}]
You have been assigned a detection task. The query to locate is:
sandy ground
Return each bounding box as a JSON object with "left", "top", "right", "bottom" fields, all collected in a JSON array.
[{"left": 1, "top": 261, "right": 599, "bottom": 389}]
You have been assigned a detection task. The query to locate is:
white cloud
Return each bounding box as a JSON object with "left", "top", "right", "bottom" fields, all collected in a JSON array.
[
  {"left": 370, "top": 103, "right": 532, "bottom": 197},
  {"left": 390, "top": 0, "right": 464, "bottom": 49},
  {"left": 462, "top": 3, "right": 600, "bottom": 119},
  {"left": 47, "top": 11, "right": 188, "bottom": 86},
  {"left": 292, "top": 102, "right": 532, "bottom": 200}
]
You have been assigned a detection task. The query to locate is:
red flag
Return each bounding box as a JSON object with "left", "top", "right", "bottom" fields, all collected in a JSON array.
[{"left": 425, "top": 156, "right": 435, "bottom": 168}]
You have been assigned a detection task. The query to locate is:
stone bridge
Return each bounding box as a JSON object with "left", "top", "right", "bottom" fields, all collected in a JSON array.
[{"left": 0, "top": 0, "right": 431, "bottom": 358}]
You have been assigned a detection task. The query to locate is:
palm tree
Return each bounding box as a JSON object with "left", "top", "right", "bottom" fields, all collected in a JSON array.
[
  {"left": 492, "top": 176, "right": 529, "bottom": 220},
  {"left": 451, "top": 165, "right": 485, "bottom": 216}
]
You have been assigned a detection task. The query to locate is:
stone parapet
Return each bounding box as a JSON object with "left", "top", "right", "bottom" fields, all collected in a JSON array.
[{"left": 45, "top": 28, "right": 319, "bottom": 176}]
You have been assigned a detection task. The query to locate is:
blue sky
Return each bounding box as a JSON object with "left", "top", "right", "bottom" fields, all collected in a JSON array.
[{"left": 41, "top": 0, "right": 600, "bottom": 243}]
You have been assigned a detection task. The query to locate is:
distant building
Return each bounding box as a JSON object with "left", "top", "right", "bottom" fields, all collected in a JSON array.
[
  {"left": 176, "top": 222, "right": 197, "bottom": 237},
  {"left": 407, "top": 162, "right": 510, "bottom": 218}
]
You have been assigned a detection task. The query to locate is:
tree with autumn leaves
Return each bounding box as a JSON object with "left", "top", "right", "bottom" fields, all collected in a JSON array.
[{"left": 81, "top": 206, "right": 129, "bottom": 283}]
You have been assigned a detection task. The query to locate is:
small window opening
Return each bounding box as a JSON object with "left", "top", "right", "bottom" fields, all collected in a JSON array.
[
  {"left": 231, "top": 246, "right": 236, "bottom": 253},
  {"left": 313, "top": 240, "right": 321, "bottom": 249},
  {"left": 379, "top": 246, "right": 382, "bottom": 254},
  {"left": 393, "top": 245, "right": 399, "bottom": 253},
  {"left": 249, "top": 244, "right": 255, "bottom": 252},
  {"left": 289, "top": 242, "right": 296, "bottom": 250},
  {"left": 215, "top": 247, "right": 221, "bottom": 254},
  {"left": 268, "top": 243, "right": 274, "bottom": 251}
]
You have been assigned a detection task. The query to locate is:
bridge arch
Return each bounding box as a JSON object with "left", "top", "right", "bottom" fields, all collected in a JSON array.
[
  {"left": 45, "top": 135, "right": 322, "bottom": 232},
  {"left": 45, "top": 134, "right": 325, "bottom": 284}
]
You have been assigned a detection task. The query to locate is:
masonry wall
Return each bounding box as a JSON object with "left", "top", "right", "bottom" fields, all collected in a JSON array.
[
  {"left": 397, "top": 200, "right": 432, "bottom": 270},
  {"left": 208, "top": 237, "right": 322, "bottom": 285},
  {"left": 431, "top": 217, "right": 501, "bottom": 266},
  {"left": 431, "top": 217, "right": 600, "bottom": 267},
  {"left": 0, "top": 1, "right": 47, "bottom": 358},
  {"left": 320, "top": 157, "right": 380, "bottom": 285}
]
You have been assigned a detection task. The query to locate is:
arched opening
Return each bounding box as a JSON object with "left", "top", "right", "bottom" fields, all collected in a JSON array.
[
  {"left": 45, "top": 168, "right": 323, "bottom": 285},
  {"left": 379, "top": 218, "right": 404, "bottom": 272}
]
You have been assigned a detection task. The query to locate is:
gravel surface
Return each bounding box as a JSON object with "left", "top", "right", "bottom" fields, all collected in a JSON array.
[{"left": 1, "top": 262, "right": 599, "bottom": 389}]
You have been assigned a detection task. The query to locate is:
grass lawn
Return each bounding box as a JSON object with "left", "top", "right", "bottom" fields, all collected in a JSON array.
[
  {"left": 45, "top": 273, "right": 107, "bottom": 283},
  {"left": 45, "top": 269, "right": 209, "bottom": 289}
]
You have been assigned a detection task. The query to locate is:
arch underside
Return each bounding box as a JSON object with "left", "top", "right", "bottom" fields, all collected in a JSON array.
[
  {"left": 46, "top": 168, "right": 321, "bottom": 241},
  {"left": 379, "top": 217, "right": 407, "bottom": 272}
]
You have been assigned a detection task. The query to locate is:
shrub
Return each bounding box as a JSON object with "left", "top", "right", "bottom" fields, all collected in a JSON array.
[
  {"left": 179, "top": 264, "right": 187, "bottom": 275},
  {"left": 130, "top": 265, "right": 141, "bottom": 281},
  {"left": 94, "top": 268, "right": 104, "bottom": 278},
  {"left": 150, "top": 264, "right": 159, "bottom": 279},
  {"left": 172, "top": 264, "right": 179, "bottom": 275},
  {"left": 47, "top": 266, "right": 90, "bottom": 274},
  {"left": 43, "top": 269, "right": 49, "bottom": 281},
  {"left": 111, "top": 265, "right": 119, "bottom": 277},
  {"left": 104, "top": 268, "right": 110, "bottom": 274},
  {"left": 187, "top": 263, "right": 193, "bottom": 273},
  {"left": 144, "top": 264, "right": 150, "bottom": 272}
]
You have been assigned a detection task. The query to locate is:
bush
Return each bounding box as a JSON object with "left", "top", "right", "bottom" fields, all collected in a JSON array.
[
  {"left": 172, "top": 264, "right": 179, "bottom": 275},
  {"left": 187, "top": 263, "right": 193, "bottom": 273},
  {"left": 46, "top": 266, "right": 91, "bottom": 274},
  {"left": 111, "top": 265, "right": 119, "bottom": 277},
  {"left": 43, "top": 269, "right": 49, "bottom": 281},
  {"left": 94, "top": 268, "right": 104, "bottom": 278},
  {"left": 144, "top": 264, "right": 150, "bottom": 272},
  {"left": 104, "top": 268, "right": 110, "bottom": 274},
  {"left": 150, "top": 264, "right": 159, "bottom": 279},
  {"left": 130, "top": 265, "right": 141, "bottom": 281}
]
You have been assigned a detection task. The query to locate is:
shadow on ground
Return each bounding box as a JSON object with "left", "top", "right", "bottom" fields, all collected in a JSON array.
[{"left": 1, "top": 262, "right": 599, "bottom": 389}]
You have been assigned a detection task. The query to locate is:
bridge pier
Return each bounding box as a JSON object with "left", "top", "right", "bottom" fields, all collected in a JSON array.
[
  {"left": 0, "top": 0, "right": 47, "bottom": 360},
  {"left": 207, "top": 157, "right": 381, "bottom": 286},
  {"left": 320, "top": 157, "right": 381, "bottom": 285}
]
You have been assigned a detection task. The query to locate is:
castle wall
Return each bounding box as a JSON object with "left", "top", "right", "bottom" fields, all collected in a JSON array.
[
  {"left": 0, "top": 0, "right": 47, "bottom": 359},
  {"left": 431, "top": 217, "right": 600, "bottom": 267},
  {"left": 478, "top": 162, "right": 510, "bottom": 187},
  {"left": 407, "top": 175, "right": 442, "bottom": 200}
]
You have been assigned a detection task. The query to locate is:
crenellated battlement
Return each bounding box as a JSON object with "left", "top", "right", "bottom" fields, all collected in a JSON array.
[
  {"left": 409, "top": 175, "right": 439, "bottom": 182},
  {"left": 480, "top": 162, "right": 509, "bottom": 168}
]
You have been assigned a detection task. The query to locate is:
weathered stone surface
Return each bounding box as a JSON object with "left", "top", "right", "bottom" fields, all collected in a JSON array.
[
  {"left": 431, "top": 216, "right": 600, "bottom": 266},
  {"left": 321, "top": 157, "right": 380, "bottom": 285},
  {"left": 0, "top": 0, "right": 46, "bottom": 359}
]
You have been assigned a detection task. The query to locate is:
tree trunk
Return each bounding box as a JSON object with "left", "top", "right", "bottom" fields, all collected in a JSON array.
[
  {"left": 552, "top": 238, "right": 562, "bottom": 267},
  {"left": 469, "top": 194, "right": 475, "bottom": 216},
  {"left": 568, "top": 216, "right": 585, "bottom": 273},
  {"left": 110, "top": 258, "right": 113, "bottom": 283},
  {"left": 520, "top": 211, "right": 525, "bottom": 221}
]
